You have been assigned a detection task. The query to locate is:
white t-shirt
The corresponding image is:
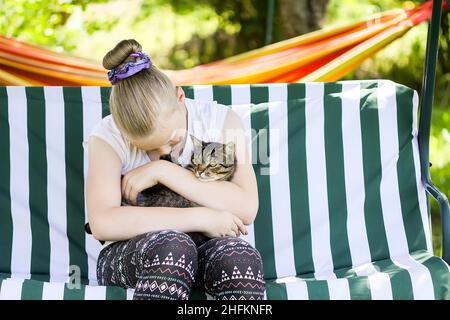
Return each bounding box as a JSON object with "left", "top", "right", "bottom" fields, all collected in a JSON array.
[{"left": 82, "top": 97, "right": 229, "bottom": 247}]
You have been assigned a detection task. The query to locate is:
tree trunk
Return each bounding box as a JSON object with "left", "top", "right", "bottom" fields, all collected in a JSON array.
[{"left": 274, "top": 0, "right": 330, "bottom": 41}]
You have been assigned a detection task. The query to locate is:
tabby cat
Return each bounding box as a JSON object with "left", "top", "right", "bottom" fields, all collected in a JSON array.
[{"left": 85, "top": 135, "right": 236, "bottom": 246}]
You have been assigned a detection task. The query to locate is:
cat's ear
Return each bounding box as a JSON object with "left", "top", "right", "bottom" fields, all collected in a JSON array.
[
  {"left": 190, "top": 134, "right": 203, "bottom": 150},
  {"left": 190, "top": 134, "right": 203, "bottom": 163}
]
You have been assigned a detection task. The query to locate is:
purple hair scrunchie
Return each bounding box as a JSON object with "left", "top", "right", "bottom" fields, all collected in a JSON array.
[{"left": 107, "top": 51, "right": 152, "bottom": 85}]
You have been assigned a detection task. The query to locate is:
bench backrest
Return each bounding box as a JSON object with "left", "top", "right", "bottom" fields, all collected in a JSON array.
[{"left": 0, "top": 80, "right": 431, "bottom": 284}]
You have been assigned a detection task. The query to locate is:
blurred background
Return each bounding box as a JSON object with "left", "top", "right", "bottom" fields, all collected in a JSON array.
[{"left": 0, "top": 0, "right": 448, "bottom": 254}]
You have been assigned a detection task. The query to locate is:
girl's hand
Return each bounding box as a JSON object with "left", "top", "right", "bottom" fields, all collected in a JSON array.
[
  {"left": 200, "top": 208, "right": 248, "bottom": 238},
  {"left": 121, "top": 160, "right": 165, "bottom": 205}
]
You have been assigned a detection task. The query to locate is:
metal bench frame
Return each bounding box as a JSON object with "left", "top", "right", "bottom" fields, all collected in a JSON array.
[{"left": 418, "top": 0, "right": 450, "bottom": 263}]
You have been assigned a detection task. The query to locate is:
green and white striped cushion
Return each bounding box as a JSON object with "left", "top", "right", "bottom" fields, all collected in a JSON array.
[
  {"left": 0, "top": 80, "right": 449, "bottom": 300},
  {"left": 0, "top": 276, "right": 134, "bottom": 300},
  {"left": 1, "top": 251, "right": 449, "bottom": 300}
]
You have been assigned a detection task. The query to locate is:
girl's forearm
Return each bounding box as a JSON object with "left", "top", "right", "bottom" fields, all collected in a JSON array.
[
  {"left": 90, "top": 205, "right": 208, "bottom": 242},
  {"left": 159, "top": 162, "right": 257, "bottom": 224}
]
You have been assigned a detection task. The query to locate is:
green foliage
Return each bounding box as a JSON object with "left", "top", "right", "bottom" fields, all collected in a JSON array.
[
  {"left": 0, "top": 0, "right": 109, "bottom": 52},
  {"left": 165, "top": 0, "right": 268, "bottom": 68},
  {"left": 327, "top": 0, "right": 408, "bottom": 25},
  {"left": 430, "top": 107, "right": 450, "bottom": 205}
]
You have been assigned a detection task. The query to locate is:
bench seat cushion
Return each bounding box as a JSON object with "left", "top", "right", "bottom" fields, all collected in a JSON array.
[
  {"left": 1, "top": 81, "right": 449, "bottom": 299},
  {"left": 265, "top": 250, "right": 450, "bottom": 300},
  {"left": 1, "top": 250, "right": 448, "bottom": 300}
]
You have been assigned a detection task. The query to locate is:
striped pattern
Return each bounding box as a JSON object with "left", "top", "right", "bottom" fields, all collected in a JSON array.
[
  {"left": 263, "top": 250, "right": 450, "bottom": 300},
  {"left": 0, "top": 275, "right": 133, "bottom": 300},
  {"left": 0, "top": 80, "right": 449, "bottom": 300}
]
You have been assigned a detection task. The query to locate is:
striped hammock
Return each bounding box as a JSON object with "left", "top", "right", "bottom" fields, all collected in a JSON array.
[{"left": 0, "top": 1, "right": 444, "bottom": 86}]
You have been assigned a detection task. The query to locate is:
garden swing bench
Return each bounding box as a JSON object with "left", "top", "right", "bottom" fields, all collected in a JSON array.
[{"left": 0, "top": 0, "right": 449, "bottom": 300}]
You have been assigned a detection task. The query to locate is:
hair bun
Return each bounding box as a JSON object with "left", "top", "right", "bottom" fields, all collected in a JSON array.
[{"left": 102, "top": 39, "right": 142, "bottom": 70}]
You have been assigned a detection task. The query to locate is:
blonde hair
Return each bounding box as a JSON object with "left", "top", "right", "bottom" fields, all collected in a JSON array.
[{"left": 103, "top": 39, "right": 179, "bottom": 139}]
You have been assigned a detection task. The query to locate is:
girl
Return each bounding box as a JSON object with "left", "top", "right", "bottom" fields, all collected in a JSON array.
[{"left": 84, "top": 39, "right": 265, "bottom": 300}]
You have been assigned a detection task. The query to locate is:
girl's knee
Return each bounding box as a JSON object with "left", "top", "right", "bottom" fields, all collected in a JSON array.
[
  {"left": 139, "top": 229, "right": 198, "bottom": 267},
  {"left": 220, "top": 237, "right": 263, "bottom": 259},
  {"left": 139, "top": 230, "right": 197, "bottom": 250},
  {"left": 209, "top": 237, "right": 264, "bottom": 270},
  {"left": 139, "top": 230, "right": 199, "bottom": 289}
]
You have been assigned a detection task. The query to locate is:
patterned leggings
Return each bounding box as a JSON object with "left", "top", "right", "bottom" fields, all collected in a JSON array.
[{"left": 96, "top": 230, "right": 266, "bottom": 300}]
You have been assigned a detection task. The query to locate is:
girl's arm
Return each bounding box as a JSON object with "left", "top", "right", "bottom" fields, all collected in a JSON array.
[
  {"left": 155, "top": 109, "right": 259, "bottom": 225},
  {"left": 86, "top": 136, "right": 204, "bottom": 241},
  {"left": 86, "top": 136, "right": 246, "bottom": 241}
]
